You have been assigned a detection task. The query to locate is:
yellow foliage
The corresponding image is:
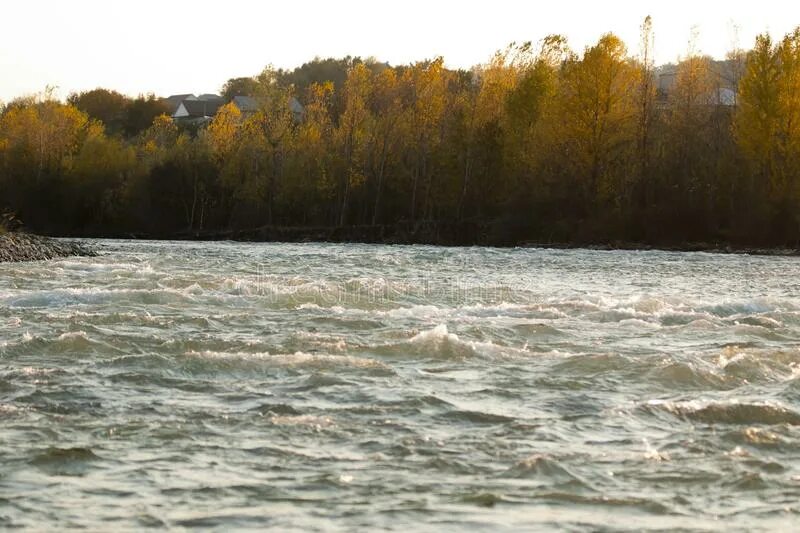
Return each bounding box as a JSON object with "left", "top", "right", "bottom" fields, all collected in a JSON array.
[
  {"left": 558, "top": 33, "right": 639, "bottom": 201},
  {"left": 736, "top": 28, "right": 800, "bottom": 198},
  {"left": 0, "top": 99, "right": 92, "bottom": 180}
]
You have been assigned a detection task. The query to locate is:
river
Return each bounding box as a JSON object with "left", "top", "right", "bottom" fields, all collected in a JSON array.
[{"left": 1, "top": 240, "right": 799, "bottom": 530}]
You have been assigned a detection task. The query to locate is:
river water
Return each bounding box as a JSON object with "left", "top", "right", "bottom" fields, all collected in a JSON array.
[{"left": 1, "top": 240, "right": 800, "bottom": 530}]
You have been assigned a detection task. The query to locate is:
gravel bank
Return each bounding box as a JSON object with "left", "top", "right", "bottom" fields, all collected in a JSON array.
[{"left": 0, "top": 233, "right": 96, "bottom": 263}]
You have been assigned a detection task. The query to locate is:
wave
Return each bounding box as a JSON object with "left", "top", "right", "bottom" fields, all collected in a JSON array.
[
  {"left": 0, "top": 403, "right": 23, "bottom": 416},
  {"left": 30, "top": 446, "right": 100, "bottom": 465},
  {"left": 503, "top": 453, "right": 583, "bottom": 482},
  {"left": 29, "top": 446, "right": 102, "bottom": 476},
  {"left": 715, "top": 346, "right": 800, "bottom": 383},
  {"left": 439, "top": 409, "right": 515, "bottom": 424},
  {"left": 185, "top": 349, "right": 391, "bottom": 371},
  {"left": 397, "top": 324, "right": 529, "bottom": 360},
  {"left": 268, "top": 414, "right": 335, "bottom": 428},
  {"left": 645, "top": 360, "right": 729, "bottom": 389},
  {"left": 247, "top": 292, "right": 800, "bottom": 342},
  {"left": 724, "top": 427, "right": 784, "bottom": 446},
  {"left": 4, "top": 286, "right": 195, "bottom": 308},
  {"left": 54, "top": 259, "right": 154, "bottom": 274},
  {"left": 1, "top": 329, "right": 125, "bottom": 357},
  {"left": 643, "top": 399, "right": 800, "bottom": 425},
  {"left": 638, "top": 347, "right": 800, "bottom": 390}
]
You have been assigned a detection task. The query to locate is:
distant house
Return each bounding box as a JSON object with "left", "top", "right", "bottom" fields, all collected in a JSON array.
[
  {"left": 232, "top": 95, "right": 258, "bottom": 115},
  {"left": 716, "top": 87, "right": 737, "bottom": 107},
  {"left": 655, "top": 60, "right": 739, "bottom": 108},
  {"left": 172, "top": 98, "right": 225, "bottom": 126},
  {"left": 289, "top": 97, "right": 305, "bottom": 122},
  {"left": 233, "top": 95, "right": 306, "bottom": 123},
  {"left": 163, "top": 93, "right": 196, "bottom": 115},
  {"left": 164, "top": 92, "right": 305, "bottom": 127}
]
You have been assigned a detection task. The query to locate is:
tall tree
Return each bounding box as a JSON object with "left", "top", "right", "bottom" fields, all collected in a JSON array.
[
  {"left": 335, "top": 63, "right": 372, "bottom": 225},
  {"left": 560, "top": 34, "right": 639, "bottom": 213}
]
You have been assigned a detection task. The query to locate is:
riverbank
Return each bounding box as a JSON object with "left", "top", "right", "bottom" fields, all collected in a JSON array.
[
  {"left": 138, "top": 223, "right": 800, "bottom": 257},
  {"left": 43, "top": 221, "right": 800, "bottom": 256},
  {"left": 0, "top": 232, "right": 96, "bottom": 263}
]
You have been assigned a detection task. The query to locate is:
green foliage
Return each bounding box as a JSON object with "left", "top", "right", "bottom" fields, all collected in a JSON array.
[
  {"left": 124, "top": 94, "right": 169, "bottom": 138},
  {"left": 220, "top": 77, "right": 261, "bottom": 101},
  {"left": 68, "top": 88, "right": 129, "bottom": 136}
]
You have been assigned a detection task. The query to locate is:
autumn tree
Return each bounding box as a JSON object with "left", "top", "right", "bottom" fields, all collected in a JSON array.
[
  {"left": 291, "top": 82, "right": 335, "bottom": 223},
  {"left": 221, "top": 77, "right": 261, "bottom": 101},
  {"left": 367, "top": 68, "right": 405, "bottom": 224},
  {"left": 661, "top": 36, "right": 718, "bottom": 234},
  {"left": 736, "top": 28, "right": 800, "bottom": 240},
  {"left": 503, "top": 36, "right": 569, "bottom": 215},
  {"left": 559, "top": 34, "right": 639, "bottom": 217},
  {"left": 0, "top": 95, "right": 100, "bottom": 230},
  {"left": 251, "top": 67, "right": 298, "bottom": 224},
  {"left": 67, "top": 88, "right": 130, "bottom": 136},
  {"left": 635, "top": 17, "right": 657, "bottom": 209},
  {"left": 335, "top": 63, "right": 372, "bottom": 225},
  {"left": 65, "top": 125, "right": 136, "bottom": 230},
  {"left": 124, "top": 94, "right": 169, "bottom": 138}
]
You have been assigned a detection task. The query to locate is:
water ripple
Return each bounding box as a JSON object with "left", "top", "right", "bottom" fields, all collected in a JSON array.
[{"left": 2, "top": 240, "right": 800, "bottom": 530}]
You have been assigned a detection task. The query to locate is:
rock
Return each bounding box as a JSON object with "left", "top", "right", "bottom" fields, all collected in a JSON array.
[{"left": 0, "top": 233, "right": 96, "bottom": 263}]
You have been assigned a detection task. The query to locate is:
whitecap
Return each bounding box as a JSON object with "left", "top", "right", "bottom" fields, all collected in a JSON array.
[
  {"left": 268, "top": 414, "right": 334, "bottom": 428},
  {"left": 186, "top": 350, "right": 389, "bottom": 370},
  {"left": 406, "top": 324, "right": 529, "bottom": 359},
  {"left": 57, "top": 331, "right": 90, "bottom": 341}
]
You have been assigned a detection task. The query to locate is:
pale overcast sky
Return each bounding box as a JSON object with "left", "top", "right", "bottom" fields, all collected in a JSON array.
[{"left": 0, "top": 0, "right": 798, "bottom": 101}]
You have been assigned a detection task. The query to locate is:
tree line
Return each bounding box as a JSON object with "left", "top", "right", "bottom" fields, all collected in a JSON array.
[{"left": 2, "top": 23, "right": 800, "bottom": 246}]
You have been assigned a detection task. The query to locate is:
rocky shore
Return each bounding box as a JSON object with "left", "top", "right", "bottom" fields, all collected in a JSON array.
[{"left": 0, "top": 233, "right": 96, "bottom": 263}]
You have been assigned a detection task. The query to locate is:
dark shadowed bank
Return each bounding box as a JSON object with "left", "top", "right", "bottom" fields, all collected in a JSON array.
[
  {"left": 0, "top": 233, "right": 96, "bottom": 263},
  {"left": 54, "top": 222, "right": 800, "bottom": 256}
]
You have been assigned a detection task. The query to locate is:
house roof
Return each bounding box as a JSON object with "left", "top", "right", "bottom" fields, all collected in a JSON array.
[
  {"left": 233, "top": 95, "right": 258, "bottom": 113},
  {"left": 230, "top": 95, "right": 306, "bottom": 120},
  {"left": 290, "top": 97, "right": 304, "bottom": 116},
  {"left": 177, "top": 99, "right": 225, "bottom": 118},
  {"left": 197, "top": 93, "right": 223, "bottom": 101},
  {"left": 717, "top": 87, "right": 737, "bottom": 106},
  {"left": 164, "top": 93, "right": 196, "bottom": 114}
]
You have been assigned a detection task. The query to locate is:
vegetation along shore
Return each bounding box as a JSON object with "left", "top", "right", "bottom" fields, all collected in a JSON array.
[{"left": 3, "top": 22, "right": 800, "bottom": 249}]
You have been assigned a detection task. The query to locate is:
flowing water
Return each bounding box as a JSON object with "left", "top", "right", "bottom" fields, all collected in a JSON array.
[{"left": 2, "top": 240, "right": 800, "bottom": 531}]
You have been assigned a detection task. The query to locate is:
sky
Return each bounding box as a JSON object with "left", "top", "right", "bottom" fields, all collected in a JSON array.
[{"left": 1, "top": 0, "right": 798, "bottom": 101}]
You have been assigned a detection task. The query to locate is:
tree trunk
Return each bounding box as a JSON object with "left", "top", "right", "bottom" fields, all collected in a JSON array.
[
  {"left": 458, "top": 146, "right": 472, "bottom": 221},
  {"left": 372, "top": 150, "right": 388, "bottom": 226}
]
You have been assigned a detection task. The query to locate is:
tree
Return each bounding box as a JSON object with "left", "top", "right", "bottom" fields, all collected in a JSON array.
[
  {"left": 335, "top": 63, "right": 372, "bottom": 225},
  {"left": 736, "top": 28, "right": 800, "bottom": 240},
  {"left": 139, "top": 113, "right": 179, "bottom": 165},
  {"left": 67, "top": 88, "right": 130, "bottom": 136},
  {"left": 291, "top": 82, "right": 335, "bottom": 223},
  {"left": 560, "top": 34, "right": 639, "bottom": 214},
  {"left": 403, "top": 58, "right": 449, "bottom": 220},
  {"left": 124, "top": 94, "right": 169, "bottom": 138},
  {"left": 252, "top": 67, "right": 298, "bottom": 225},
  {"left": 221, "top": 77, "right": 261, "bottom": 101},
  {"left": 503, "top": 36, "right": 568, "bottom": 214},
  {"left": 65, "top": 127, "right": 136, "bottom": 230},
  {"left": 666, "top": 49, "right": 716, "bottom": 227},
  {"left": 635, "top": 17, "right": 657, "bottom": 209},
  {"left": 0, "top": 95, "right": 101, "bottom": 230},
  {"left": 368, "top": 67, "right": 405, "bottom": 224}
]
